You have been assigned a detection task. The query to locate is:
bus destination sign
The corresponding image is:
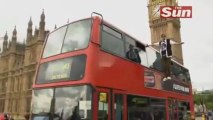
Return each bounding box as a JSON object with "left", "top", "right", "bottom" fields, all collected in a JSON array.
[
  {"left": 37, "top": 55, "right": 86, "bottom": 84},
  {"left": 45, "top": 62, "right": 72, "bottom": 81}
]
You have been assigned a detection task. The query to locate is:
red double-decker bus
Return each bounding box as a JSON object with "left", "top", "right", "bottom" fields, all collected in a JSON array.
[{"left": 30, "top": 14, "right": 194, "bottom": 120}]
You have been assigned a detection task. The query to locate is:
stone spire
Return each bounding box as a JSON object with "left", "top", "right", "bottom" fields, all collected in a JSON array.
[
  {"left": 38, "top": 9, "right": 45, "bottom": 40},
  {"left": 8, "top": 40, "right": 11, "bottom": 48},
  {"left": 27, "top": 17, "right": 33, "bottom": 41},
  {"left": 39, "top": 9, "right": 45, "bottom": 30},
  {"left": 40, "top": 9, "right": 45, "bottom": 22},
  {"left": 10, "top": 26, "right": 17, "bottom": 51},
  {"left": 12, "top": 26, "right": 17, "bottom": 42},
  {"left": 4, "top": 31, "right": 8, "bottom": 41},
  {"left": 23, "top": 39, "right": 26, "bottom": 45},
  {"left": 54, "top": 24, "right": 57, "bottom": 29},
  {"left": 3, "top": 32, "right": 8, "bottom": 51},
  {"left": 34, "top": 26, "right": 39, "bottom": 37}
]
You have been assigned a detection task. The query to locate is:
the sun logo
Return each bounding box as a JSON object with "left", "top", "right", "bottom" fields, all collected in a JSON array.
[{"left": 160, "top": 6, "right": 192, "bottom": 18}]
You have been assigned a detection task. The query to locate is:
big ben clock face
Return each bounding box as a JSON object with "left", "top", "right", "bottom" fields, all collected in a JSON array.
[{"left": 151, "top": 4, "right": 161, "bottom": 19}]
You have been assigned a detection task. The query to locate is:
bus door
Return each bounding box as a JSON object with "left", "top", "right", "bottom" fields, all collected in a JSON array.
[
  {"left": 95, "top": 88, "right": 111, "bottom": 120},
  {"left": 112, "top": 90, "right": 126, "bottom": 120},
  {"left": 168, "top": 98, "right": 178, "bottom": 120}
]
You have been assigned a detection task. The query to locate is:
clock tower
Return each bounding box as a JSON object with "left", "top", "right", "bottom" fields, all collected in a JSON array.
[{"left": 148, "top": 0, "right": 184, "bottom": 64}]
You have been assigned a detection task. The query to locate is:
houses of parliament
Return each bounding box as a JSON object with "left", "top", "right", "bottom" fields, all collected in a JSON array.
[{"left": 0, "top": 11, "right": 49, "bottom": 119}]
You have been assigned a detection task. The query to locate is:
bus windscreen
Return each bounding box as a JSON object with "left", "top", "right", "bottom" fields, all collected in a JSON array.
[{"left": 42, "top": 19, "right": 91, "bottom": 58}]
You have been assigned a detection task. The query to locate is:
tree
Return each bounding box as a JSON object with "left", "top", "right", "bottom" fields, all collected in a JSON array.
[{"left": 194, "top": 93, "right": 213, "bottom": 111}]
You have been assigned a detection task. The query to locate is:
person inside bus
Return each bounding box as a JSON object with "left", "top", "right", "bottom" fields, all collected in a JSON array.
[
  {"left": 134, "top": 48, "right": 141, "bottom": 64},
  {"left": 152, "top": 52, "right": 163, "bottom": 71},
  {"left": 126, "top": 44, "right": 141, "bottom": 64},
  {"left": 153, "top": 108, "right": 164, "bottom": 120},
  {"left": 69, "top": 106, "right": 81, "bottom": 120}
]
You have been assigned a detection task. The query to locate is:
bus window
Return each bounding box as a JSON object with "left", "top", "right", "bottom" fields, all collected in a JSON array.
[
  {"left": 43, "top": 26, "right": 67, "bottom": 58},
  {"left": 146, "top": 47, "right": 163, "bottom": 71},
  {"left": 62, "top": 19, "right": 92, "bottom": 53},
  {"left": 125, "top": 35, "right": 147, "bottom": 65},
  {"left": 181, "top": 67, "right": 190, "bottom": 83},
  {"left": 114, "top": 94, "right": 124, "bottom": 120},
  {"left": 136, "top": 42, "right": 148, "bottom": 67},
  {"left": 103, "top": 25, "right": 122, "bottom": 39},
  {"left": 101, "top": 25, "right": 125, "bottom": 57},
  {"left": 185, "top": 70, "right": 191, "bottom": 83},
  {"left": 127, "top": 95, "right": 166, "bottom": 120},
  {"left": 43, "top": 19, "right": 92, "bottom": 58},
  {"left": 54, "top": 85, "right": 92, "bottom": 120},
  {"left": 125, "top": 36, "right": 137, "bottom": 63},
  {"left": 178, "top": 101, "right": 190, "bottom": 120},
  {"left": 171, "top": 62, "right": 190, "bottom": 83},
  {"left": 32, "top": 89, "right": 53, "bottom": 114},
  {"left": 31, "top": 85, "right": 92, "bottom": 120},
  {"left": 98, "top": 92, "right": 109, "bottom": 120}
]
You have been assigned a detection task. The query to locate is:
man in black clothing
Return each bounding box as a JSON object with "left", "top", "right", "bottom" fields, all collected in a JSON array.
[
  {"left": 152, "top": 34, "right": 183, "bottom": 81},
  {"left": 153, "top": 109, "right": 164, "bottom": 120},
  {"left": 134, "top": 48, "right": 141, "bottom": 64},
  {"left": 126, "top": 45, "right": 141, "bottom": 64},
  {"left": 159, "top": 34, "right": 173, "bottom": 81},
  {"left": 147, "top": 34, "right": 184, "bottom": 81}
]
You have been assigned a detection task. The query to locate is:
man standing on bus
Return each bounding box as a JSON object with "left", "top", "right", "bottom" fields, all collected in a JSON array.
[
  {"left": 159, "top": 34, "right": 184, "bottom": 81},
  {"left": 159, "top": 34, "right": 172, "bottom": 81},
  {"left": 148, "top": 34, "right": 183, "bottom": 81}
]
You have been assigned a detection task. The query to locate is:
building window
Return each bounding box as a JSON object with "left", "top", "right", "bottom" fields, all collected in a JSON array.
[
  {"left": 16, "top": 99, "right": 19, "bottom": 112},
  {"left": 16, "top": 78, "right": 19, "bottom": 91},
  {"left": 26, "top": 97, "right": 31, "bottom": 113},
  {"left": 28, "top": 74, "right": 33, "bottom": 89},
  {"left": 12, "top": 100, "right": 16, "bottom": 112},
  {"left": 11, "top": 78, "right": 15, "bottom": 92},
  {"left": 1, "top": 80, "right": 4, "bottom": 92},
  {"left": 0, "top": 99, "right": 5, "bottom": 112},
  {"left": 0, "top": 81, "right": 2, "bottom": 92}
]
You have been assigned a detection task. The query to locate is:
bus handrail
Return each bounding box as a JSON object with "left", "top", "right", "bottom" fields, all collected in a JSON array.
[{"left": 91, "top": 12, "right": 103, "bottom": 24}]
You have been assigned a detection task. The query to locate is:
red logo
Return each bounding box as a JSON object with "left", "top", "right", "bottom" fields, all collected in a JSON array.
[{"left": 160, "top": 6, "right": 192, "bottom": 18}]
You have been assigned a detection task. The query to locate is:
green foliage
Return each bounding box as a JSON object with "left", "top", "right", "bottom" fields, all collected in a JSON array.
[
  {"left": 206, "top": 102, "right": 213, "bottom": 110},
  {"left": 194, "top": 94, "right": 202, "bottom": 104},
  {"left": 206, "top": 94, "right": 213, "bottom": 102},
  {"left": 194, "top": 93, "right": 213, "bottom": 110}
]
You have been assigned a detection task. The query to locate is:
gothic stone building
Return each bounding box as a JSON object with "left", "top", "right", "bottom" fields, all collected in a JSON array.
[{"left": 0, "top": 11, "right": 49, "bottom": 120}]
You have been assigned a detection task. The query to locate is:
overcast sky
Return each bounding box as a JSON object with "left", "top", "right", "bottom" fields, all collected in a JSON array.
[{"left": 0, "top": 0, "right": 212, "bottom": 91}]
